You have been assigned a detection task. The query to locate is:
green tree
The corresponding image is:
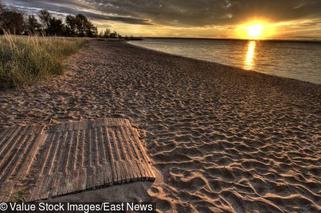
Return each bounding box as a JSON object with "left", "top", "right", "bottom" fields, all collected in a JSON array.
[
  {"left": 0, "top": 10, "right": 24, "bottom": 34},
  {"left": 85, "top": 21, "right": 97, "bottom": 37},
  {"left": 26, "top": 15, "right": 41, "bottom": 35},
  {"left": 74, "top": 14, "right": 97, "bottom": 37},
  {"left": 0, "top": 5, "right": 100, "bottom": 37},
  {"left": 109, "top": 31, "right": 118, "bottom": 38},
  {"left": 75, "top": 14, "right": 87, "bottom": 36},
  {"left": 38, "top": 10, "right": 51, "bottom": 34},
  {"left": 47, "top": 17, "right": 65, "bottom": 36},
  {"left": 103, "top": 28, "right": 111, "bottom": 38},
  {"left": 65, "top": 15, "right": 77, "bottom": 36}
]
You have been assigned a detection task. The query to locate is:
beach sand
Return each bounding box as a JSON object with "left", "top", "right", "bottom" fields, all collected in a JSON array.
[{"left": 0, "top": 40, "right": 321, "bottom": 212}]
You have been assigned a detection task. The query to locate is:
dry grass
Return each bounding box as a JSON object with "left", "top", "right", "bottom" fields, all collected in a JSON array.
[{"left": 0, "top": 34, "right": 86, "bottom": 88}]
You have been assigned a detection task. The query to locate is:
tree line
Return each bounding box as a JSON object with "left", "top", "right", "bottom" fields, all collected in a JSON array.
[{"left": 0, "top": 3, "right": 120, "bottom": 38}]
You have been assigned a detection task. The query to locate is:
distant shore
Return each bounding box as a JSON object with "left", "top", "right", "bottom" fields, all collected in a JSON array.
[{"left": 0, "top": 40, "right": 320, "bottom": 212}]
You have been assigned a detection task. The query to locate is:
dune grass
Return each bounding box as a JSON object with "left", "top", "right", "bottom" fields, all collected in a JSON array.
[{"left": 0, "top": 34, "right": 86, "bottom": 88}]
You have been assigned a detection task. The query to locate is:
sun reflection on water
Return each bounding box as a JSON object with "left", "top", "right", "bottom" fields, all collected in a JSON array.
[{"left": 244, "top": 41, "right": 256, "bottom": 70}]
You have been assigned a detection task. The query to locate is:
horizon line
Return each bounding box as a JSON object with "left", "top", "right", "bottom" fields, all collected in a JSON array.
[{"left": 140, "top": 36, "right": 321, "bottom": 43}]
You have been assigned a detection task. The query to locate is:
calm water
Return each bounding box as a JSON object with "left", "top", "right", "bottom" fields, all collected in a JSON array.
[{"left": 129, "top": 39, "right": 321, "bottom": 85}]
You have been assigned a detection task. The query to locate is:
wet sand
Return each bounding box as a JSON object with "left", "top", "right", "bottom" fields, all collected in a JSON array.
[{"left": 0, "top": 40, "right": 321, "bottom": 212}]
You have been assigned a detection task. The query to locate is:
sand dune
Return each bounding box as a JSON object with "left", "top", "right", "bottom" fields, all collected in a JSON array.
[{"left": 0, "top": 40, "right": 320, "bottom": 212}]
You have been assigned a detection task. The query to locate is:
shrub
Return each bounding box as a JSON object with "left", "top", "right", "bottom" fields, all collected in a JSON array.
[{"left": 0, "top": 34, "right": 85, "bottom": 88}]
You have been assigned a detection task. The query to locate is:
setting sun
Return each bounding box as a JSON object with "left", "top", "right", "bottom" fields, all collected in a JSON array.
[
  {"left": 236, "top": 20, "right": 275, "bottom": 40},
  {"left": 246, "top": 24, "right": 264, "bottom": 39}
]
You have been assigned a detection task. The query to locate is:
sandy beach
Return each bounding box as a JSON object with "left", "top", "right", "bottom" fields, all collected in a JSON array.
[{"left": 0, "top": 40, "right": 321, "bottom": 212}]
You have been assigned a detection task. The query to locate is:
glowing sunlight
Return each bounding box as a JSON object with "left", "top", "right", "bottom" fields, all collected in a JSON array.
[
  {"left": 236, "top": 20, "right": 275, "bottom": 40},
  {"left": 244, "top": 41, "right": 256, "bottom": 70}
]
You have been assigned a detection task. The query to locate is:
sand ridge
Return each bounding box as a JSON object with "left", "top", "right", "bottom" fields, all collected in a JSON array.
[{"left": 0, "top": 40, "right": 321, "bottom": 212}]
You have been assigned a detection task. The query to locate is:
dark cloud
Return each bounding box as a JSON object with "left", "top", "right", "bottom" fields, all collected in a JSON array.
[
  {"left": 2, "top": 0, "right": 151, "bottom": 25},
  {"left": 3, "top": 0, "right": 321, "bottom": 26}
]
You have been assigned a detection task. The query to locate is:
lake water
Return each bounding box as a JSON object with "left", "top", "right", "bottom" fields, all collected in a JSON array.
[{"left": 129, "top": 39, "right": 321, "bottom": 85}]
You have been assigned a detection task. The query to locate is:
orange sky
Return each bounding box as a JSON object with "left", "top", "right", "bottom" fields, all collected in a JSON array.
[{"left": 95, "top": 18, "right": 321, "bottom": 40}]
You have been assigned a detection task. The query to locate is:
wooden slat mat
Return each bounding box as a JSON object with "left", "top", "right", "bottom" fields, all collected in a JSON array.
[{"left": 0, "top": 118, "right": 155, "bottom": 202}]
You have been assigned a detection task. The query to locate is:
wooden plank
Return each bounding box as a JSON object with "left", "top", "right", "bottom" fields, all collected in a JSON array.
[
  {"left": 0, "top": 118, "right": 155, "bottom": 202},
  {"left": 0, "top": 127, "right": 30, "bottom": 181},
  {"left": 0, "top": 127, "right": 16, "bottom": 146},
  {"left": 80, "top": 167, "right": 87, "bottom": 191},
  {"left": 51, "top": 173, "right": 61, "bottom": 197}
]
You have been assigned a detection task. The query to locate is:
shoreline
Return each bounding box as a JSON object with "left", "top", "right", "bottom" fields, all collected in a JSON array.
[
  {"left": 126, "top": 40, "right": 321, "bottom": 87},
  {"left": 0, "top": 40, "right": 320, "bottom": 212}
]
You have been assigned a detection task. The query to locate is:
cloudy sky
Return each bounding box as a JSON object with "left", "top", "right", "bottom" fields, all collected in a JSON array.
[{"left": 2, "top": 0, "right": 321, "bottom": 39}]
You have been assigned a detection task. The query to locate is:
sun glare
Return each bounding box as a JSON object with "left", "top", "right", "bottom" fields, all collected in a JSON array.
[
  {"left": 244, "top": 41, "right": 256, "bottom": 70},
  {"left": 247, "top": 24, "right": 263, "bottom": 39},
  {"left": 236, "top": 20, "right": 275, "bottom": 40}
]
